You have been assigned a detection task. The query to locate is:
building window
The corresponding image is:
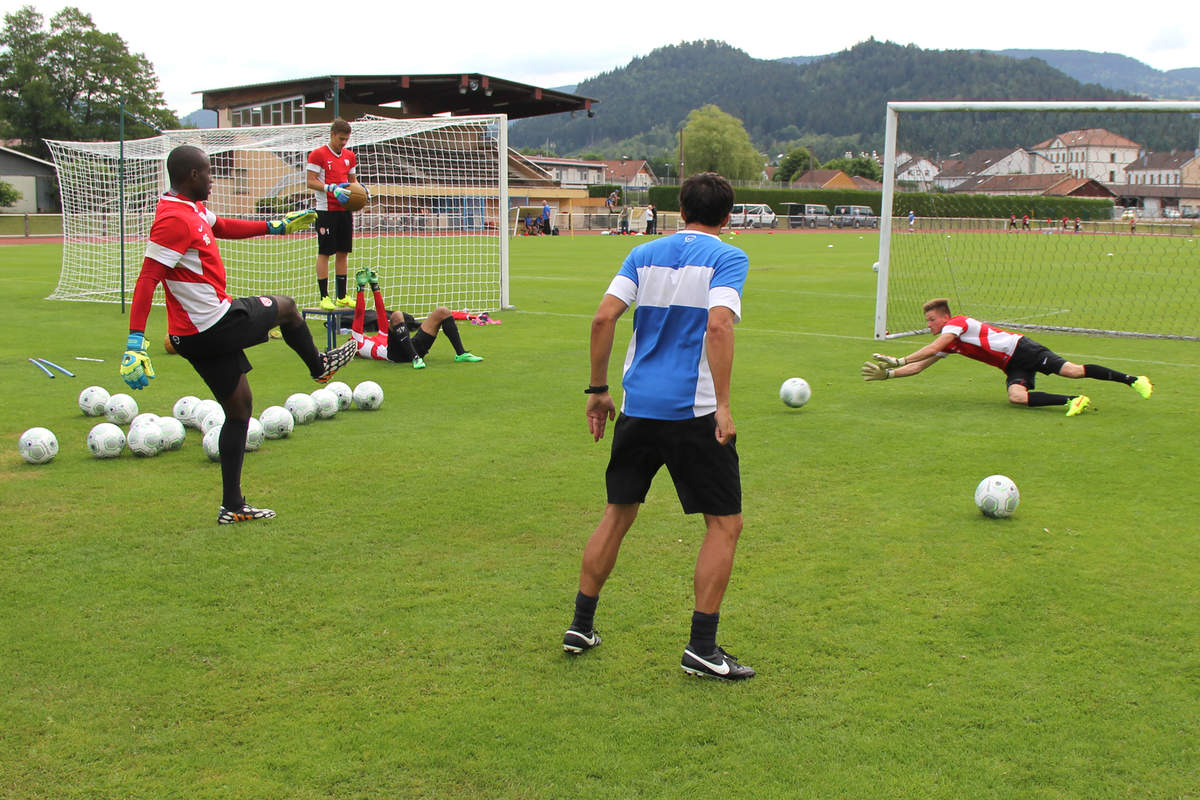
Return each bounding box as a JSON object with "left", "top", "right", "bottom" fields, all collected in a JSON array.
[{"left": 231, "top": 96, "right": 305, "bottom": 128}]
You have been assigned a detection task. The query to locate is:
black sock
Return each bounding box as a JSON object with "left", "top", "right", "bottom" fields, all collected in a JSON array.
[
  {"left": 280, "top": 318, "right": 324, "bottom": 376},
  {"left": 1084, "top": 364, "right": 1134, "bottom": 384},
  {"left": 386, "top": 324, "right": 420, "bottom": 363},
  {"left": 218, "top": 416, "right": 249, "bottom": 509},
  {"left": 688, "top": 611, "right": 720, "bottom": 656},
  {"left": 570, "top": 591, "right": 598, "bottom": 633},
  {"left": 336, "top": 274, "right": 347, "bottom": 300},
  {"left": 440, "top": 316, "right": 466, "bottom": 355},
  {"left": 318, "top": 278, "right": 329, "bottom": 299},
  {"left": 1027, "top": 391, "right": 1073, "bottom": 407}
]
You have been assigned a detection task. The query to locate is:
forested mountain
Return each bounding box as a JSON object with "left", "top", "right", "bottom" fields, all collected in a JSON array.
[
  {"left": 996, "top": 50, "right": 1200, "bottom": 99},
  {"left": 509, "top": 40, "right": 1198, "bottom": 161}
]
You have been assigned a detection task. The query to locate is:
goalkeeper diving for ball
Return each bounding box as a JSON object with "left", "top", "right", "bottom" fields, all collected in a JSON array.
[
  {"left": 122, "top": 144, "right": 359, "bottom": 524},
  {"left": 862, "top": 298, "right": 1153, "bottom": 416},
  {"left": 348, "top": 268, "right": 483, "bottom": 367}
]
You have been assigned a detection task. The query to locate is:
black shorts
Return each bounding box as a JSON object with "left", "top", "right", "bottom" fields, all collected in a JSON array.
[
  {"left": 1004, "top": 336, "right": 1067, "bottom": 390},
  {"left": 606, "top": 413, "right": 741, "bottom": 516},
  {"left": 385, "top": 313, "right": 436, "bottom": 362},
  {"left": 316, "top": 210, "right": 353, "bottom": 256},
  {"left": 171, "top": 296, "right": 278, "bottom": 400}
]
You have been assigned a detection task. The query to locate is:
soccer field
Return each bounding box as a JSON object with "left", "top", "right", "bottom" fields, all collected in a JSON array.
[{"left": 2, "top": 232, "right": 1197, "bottom": 798}]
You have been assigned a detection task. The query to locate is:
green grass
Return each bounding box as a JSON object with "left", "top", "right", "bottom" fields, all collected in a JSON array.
[{"left": 2, "top": 231, "right": 1198, "bottom": 798}]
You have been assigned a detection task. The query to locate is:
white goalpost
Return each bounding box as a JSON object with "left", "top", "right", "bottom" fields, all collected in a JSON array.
[
  {"left": 46, "top": 114, "right": 510, "bottom": 315},
  {"left": 876, "top": 100, "right": 1200, "bottom": 341}
]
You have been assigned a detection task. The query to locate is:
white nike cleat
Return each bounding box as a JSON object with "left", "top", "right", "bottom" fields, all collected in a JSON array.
[
  {"left": 681, "top": 646, "right": 755, "bottom": 680},
  {"left": 563, "top": 628, "right": 601, "bottom": 654}
]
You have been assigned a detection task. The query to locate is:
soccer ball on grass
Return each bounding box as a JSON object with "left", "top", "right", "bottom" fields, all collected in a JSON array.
[
  {"left": 104, "top": 393, "right": 139, "bottom": 424},
  {"left": 285, "top": 393, "right": 317, "bottom": 424},
  {"left": 974, "top": 475, "right": 1020, "bottom": 518},
  {"left": 779, "top": 377, "right": 812, "bottom": 408},
  {"left": 201, "top": 427, "right": 222, "bottom": 462},
  {"left": 325, "top": 381, "right": 353, "bottom": 411},
  {"left": 158, "top": 417, "right": 186, "bottom": 450},
  {"left": 245, "top": 417, "right": 265, "bottom": 451},
  {"left": 87, "top": 422, "right": 126, "bottom": 459},
  {"left": 18, "top": 427, "right": 58, "bottom": 464},
  {"left": 260, "top": 406, "right": 294, "bottom": 439},
  {"left": 352, "top": 381, "right": 384, "bottom": 410},
  {"left": 127, "top": 422, "right": 164, "bottom": 457},
  {"left": 310, "top": 388, "right": 339, "bottom": 419},
  {"left": 78, "top": 385, "right": 111, "bottom": 416}
]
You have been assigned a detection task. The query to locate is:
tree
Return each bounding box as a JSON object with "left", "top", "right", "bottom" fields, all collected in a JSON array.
[
  {"left": 821, "top": 155, "right": 883, "bottom": 182},
  {"left": 774, "top": 146, "right": 815, "bottom": 183},
  {"left": 0, "top": 6, "right": 177, "bottom": 158},
  {"left": 0, "top": 179, "right": 19, "bottom": 208},
  {"left": 678, "top": 104, "right": 762, "bottom": 181}
]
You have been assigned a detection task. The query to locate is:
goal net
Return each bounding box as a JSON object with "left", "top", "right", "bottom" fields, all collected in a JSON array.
[
  {"left": 46, "top": 115, "right": 509, "bottom": 315},
  {"left": 876, "top": 101, "right": 1200, "bottom": 341}
]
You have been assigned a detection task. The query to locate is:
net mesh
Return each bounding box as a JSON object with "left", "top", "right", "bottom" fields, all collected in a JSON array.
[{"left": 47, "top": 115, "right": 508, "bottom": 315}]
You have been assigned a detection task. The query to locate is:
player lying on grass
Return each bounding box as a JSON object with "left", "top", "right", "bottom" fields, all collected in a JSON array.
[
  {"left": 348, "top": 268, "right": 483, "bottom": 368},
  {"left": 122, "top": 144, "right": 359, "bottom": 525},
  {"left": 862, "top": 298, "right": 1153, "bottom": 416}
]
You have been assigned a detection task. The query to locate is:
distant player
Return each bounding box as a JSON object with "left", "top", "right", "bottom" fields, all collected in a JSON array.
[
  {"left": 1022, "top": 214, "right": 1031, "bottom": 230},
  {"left": 122, "top": 145, "right": 358, "bottom": 524},
  {"left": 908, "top": 209, "right": 915, "bottom": 231},
  {"left": 862, "top": 298, "right": 1153, "bottom": 416},
  {"left": 306, "top": 118, "right": 357, "bottom": 310},
  {"left": 348, "top": 268, "right": 483, "bottom": 367},
  {"left": 1008, "top": 214, "right": 1018, "bottom": 230}
]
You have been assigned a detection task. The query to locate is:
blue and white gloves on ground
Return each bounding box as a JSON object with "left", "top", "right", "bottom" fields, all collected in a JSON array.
[
  {"left": 267, "top": 209, "right": 317, "bottom": 235},
  {"left": 121, "top": 331, "right": 155, "bottom": 390}
]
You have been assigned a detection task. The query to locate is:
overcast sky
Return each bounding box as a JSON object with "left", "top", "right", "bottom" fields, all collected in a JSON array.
[{"left": 3, "top": 0, "right": 1197, "bottom": 115}]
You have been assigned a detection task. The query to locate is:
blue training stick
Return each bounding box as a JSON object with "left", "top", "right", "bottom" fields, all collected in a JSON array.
[
  {"left": 37, "top": 357, "right": 75, "bottom": 377},
  {"left": 29, "top": 358, "right": 54, "bottom": 378}
]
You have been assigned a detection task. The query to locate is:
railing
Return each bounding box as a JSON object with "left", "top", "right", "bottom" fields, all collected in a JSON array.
[{"left": 0, "top": 213, "right": 64, "bottom": 238}]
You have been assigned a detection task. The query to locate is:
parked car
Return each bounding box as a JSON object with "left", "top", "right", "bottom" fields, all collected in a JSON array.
[
  {"left": 1163, "top": 207, "right": 1181, "bottom": 219},
  {"left": 832, "top": 204, "right": 879, "bottom": 228},
  {"left": 783, "top": 203, "right": 833, "bottom": 228},
  {"left": 1119, "top": 208, "right": 1137, "bottom": 221},
  {"left": 728, "top": 203, "right": 777, "bottom": 228}
]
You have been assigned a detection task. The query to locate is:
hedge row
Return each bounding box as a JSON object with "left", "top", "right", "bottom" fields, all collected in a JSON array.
[
  {"left": 647, "top": 185, "right": 1115, "bottom": 221},
  {"left": 588, "top": 184, "right": 622, "bottom": 200}
]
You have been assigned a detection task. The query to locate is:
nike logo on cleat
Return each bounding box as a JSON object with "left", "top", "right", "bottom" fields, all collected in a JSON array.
[{"left": 684, "top": 649, "right": 730, "bottom": 675}]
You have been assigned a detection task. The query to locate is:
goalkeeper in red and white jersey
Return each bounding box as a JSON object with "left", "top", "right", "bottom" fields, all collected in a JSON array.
[
  {"left": 862, "top": 298, "right": 1153, "bottom": 417},
  {"left": 349, "top": 268, "right": 483, "bottom": 367}
]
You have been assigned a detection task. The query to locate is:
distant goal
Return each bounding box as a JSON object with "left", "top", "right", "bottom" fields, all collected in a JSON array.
[{"left": 875, "top": 100, "right": 1200, "bottom": 341}]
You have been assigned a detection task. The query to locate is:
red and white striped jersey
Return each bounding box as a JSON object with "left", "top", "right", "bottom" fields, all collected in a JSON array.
[
  {"left": 350, "top": 330, "right": 390, "bottom": 361},
  {"left": 306, "top": 145, "right": 357, "bottom": 211},
  {"left": 143, "top": 194, "right": 232, "bottom": 335},
  {"left": 940, "top": 315, "right": 1023, "bottom": 369}
]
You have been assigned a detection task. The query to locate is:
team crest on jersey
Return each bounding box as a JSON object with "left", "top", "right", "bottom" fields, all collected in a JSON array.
[
  {"left": 259, "top": 296, "right": 274, "bottom": 307},
  {"left": 344, "top": 159, "right": 349, "bottom": 166},
  {"left": 684, "top": 234, "right": 696, "bottom": 243}
]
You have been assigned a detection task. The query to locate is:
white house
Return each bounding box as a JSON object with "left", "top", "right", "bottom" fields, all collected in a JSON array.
[
  {"left": 525, "top": 156, "right": 606, "bottom": 189},
  {"left": 1029, "top": 128, "right": 1141, "bottom": 184},
  {"left": 895, "top": 152, "right": 938, "bottom": 190},
  {"left": 932, "top": 148, "right": 1056, "bottom": 191}
]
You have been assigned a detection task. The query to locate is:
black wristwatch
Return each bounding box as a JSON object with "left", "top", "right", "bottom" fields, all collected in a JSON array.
[{"left": 584, "top": 385, "right": 609, "bottom": 394}]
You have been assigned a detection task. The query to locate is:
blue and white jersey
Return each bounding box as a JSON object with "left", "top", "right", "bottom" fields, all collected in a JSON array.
[{"left": 605, "top": 230, "right": 748, "bottom": 420}]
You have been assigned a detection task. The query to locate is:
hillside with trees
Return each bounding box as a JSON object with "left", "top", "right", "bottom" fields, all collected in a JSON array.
[
  {"left": 510, "top": 39, "right": 1198, "bottom": 162},
  {"left": 996, "top": 50, "right": 1200, "bottom": 99}
]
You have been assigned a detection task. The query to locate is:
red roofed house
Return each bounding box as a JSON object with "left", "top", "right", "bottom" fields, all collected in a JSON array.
[
  {"left": 1029, "top": 128, "right": 1141, "bottom": 184},
  {"left": 602, "top": 159, "right": 658, "bottom": 188},
  {"left": 949, "top": 173, "right": 1115, "bottom": 198},
  {"left": 931, "top": 147, "right": 1056, "bottom": 191}
]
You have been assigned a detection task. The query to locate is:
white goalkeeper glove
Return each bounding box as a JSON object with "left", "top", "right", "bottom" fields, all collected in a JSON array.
[
  {"left": 873, "top": 352, "right": 906, "bottom": 368},
  {"left": 861, "top": 361, "right": 893, "bottom": 381}
]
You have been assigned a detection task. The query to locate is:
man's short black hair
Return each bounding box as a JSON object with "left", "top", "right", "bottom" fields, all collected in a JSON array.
[
  {"left": 166, "top": 145, "right": 207, "bottom": 186},
  {"left": 679, "top": 172, "right": 734, "bottom": 227}
]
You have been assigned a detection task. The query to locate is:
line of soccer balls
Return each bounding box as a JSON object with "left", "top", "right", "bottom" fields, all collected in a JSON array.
[
  {"left": 777, "top": 375, "right": 1020, "bottom": 519},
  {"left": 16, "top": 380, "right": 385, "bottom": 465}
]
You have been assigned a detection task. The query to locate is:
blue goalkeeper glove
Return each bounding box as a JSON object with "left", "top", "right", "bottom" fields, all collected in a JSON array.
[
  {"left": 267, "top": 209, "right": 317, "bottom": 235},
  {"left": 120, "top": 331, "right": 155, "bottom": 390},
  {"left": 325, "top": 182, "right": 351, "bottom": 204}
]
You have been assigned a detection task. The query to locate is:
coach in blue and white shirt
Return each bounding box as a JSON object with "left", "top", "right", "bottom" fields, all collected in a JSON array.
[{"left": 562, "top": 172, "right": 756, "bottom": 681}]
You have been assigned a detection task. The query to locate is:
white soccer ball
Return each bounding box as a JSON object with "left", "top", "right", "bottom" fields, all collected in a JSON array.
[
  {"left": 78, "top": 385, "right": 111, "bottom": 416},
  {"left": 325, "top": 381, "right": 353, "bottom": 411},
  {"left": 173, "top": 395, "right": 200, "bottom": 426},
  {"left": 779, "top": 377, "right": 812, "bottom": 408},
  {"left": 104, "top": 393, "right": 139, "bottom": 424},
  {"left": 352, "top": 380, "right": 384, "bottom": 410},
  {"left": 872, "top": 261, "right": 880, "bottom": 273},
  {"left": 259, "top": 406, "right": 294, "bottom": 439},
  {"left": 130, "top": 412, "right": 161, "bottom": 431},
  {"left": 975, "top": 475, "right": 1020, "bottom": 519},
  {"left": 285, "top": 392, "right": 317, "bottom": 424},
  {"left": 245, "top": 417, "right": 265, "bottom": 451},
  {"left": 310, "top": 388, "right": 339, "bottom": 419},
  {"left": 18, "top": 427, "right": 58, "bottom": 465},
  {"left": 127, "top": 421, "right": 164, "bottom": 457},
  {"left": 87, "top": 422, "right": 126, "bottom": 459},
  {"left": 157, "top": 417, "right": 186, "bottom": 451},
  {"left": 191, "top": 399, "right": 222, "bottom": 430},
  {"left": 201, "top": 427, "right": 222, "bottom": 462},
  {"left": 201, "top": 407, "right": 226, "bottom": 434}
]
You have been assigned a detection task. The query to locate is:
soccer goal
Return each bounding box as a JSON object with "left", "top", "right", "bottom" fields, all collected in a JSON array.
[
  {"left": 875, "top": 101, "right": 1200, "bottom": 341},
  {"left": 46, "top": 115, "right": 510, "bottom": 315}
]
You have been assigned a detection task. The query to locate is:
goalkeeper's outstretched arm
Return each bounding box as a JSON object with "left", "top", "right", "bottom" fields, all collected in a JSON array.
[{"left": 862, "top": 354, "right": 941, "bottom": 381}]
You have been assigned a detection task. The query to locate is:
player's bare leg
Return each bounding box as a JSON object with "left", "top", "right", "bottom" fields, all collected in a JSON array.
[
  {"left": 681, "top": 512, "right": 754, "bottom": 679},
  {"left": 421, "top": 305, "right": 483, "bottom": 362},
  {"left": 564, "top": 503, "right": 639, "bottom": 653}
]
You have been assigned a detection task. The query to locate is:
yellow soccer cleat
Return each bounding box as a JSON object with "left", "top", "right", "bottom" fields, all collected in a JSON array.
[
  {"left": 318, "top": 295, "right": 337, "bottom": 311},
  {"left": 1131, "top": 376, "right": 1153, "bottom": 399},
  {"left": 335, "top": 295, "right": 355, "bottom": 308},
  {"left": 1065, "top": 395, "right": 1091, "bottom": 417}
]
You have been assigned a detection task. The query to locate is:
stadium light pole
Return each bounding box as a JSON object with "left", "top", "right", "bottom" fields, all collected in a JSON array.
[{"left": 118, "top": 98, "right": 165, "bottom": 314}]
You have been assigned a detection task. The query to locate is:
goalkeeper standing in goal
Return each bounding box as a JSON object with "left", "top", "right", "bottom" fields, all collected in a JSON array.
[
  {"left": 863, "top": 298, "right": 1153, "bottom": 416},
  {"left": 306, "top": 117, "right": 358, "bottom": 310},
  {"left": 121, "top": 145, "right": 359, "bottom": 524}
]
